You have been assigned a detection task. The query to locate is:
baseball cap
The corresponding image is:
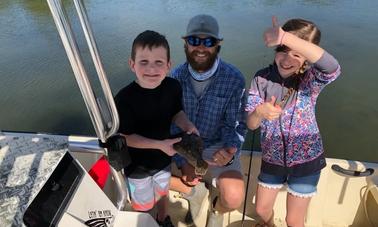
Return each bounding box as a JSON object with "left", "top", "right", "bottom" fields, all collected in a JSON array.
[{"left": 183, "top": 14, "right": 223, "bottom": 40}]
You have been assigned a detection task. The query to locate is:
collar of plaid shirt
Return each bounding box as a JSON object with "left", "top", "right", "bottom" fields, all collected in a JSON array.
[{"left": 188, "top": 57, "right": 220, "bottom": 81}]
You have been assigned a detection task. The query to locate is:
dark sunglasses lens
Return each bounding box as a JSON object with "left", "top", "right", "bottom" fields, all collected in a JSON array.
[
  {"left": 187, "top": 36, "right": 217, "bottom": 47},
  {"left": 204, "top": 37, "right": 217, "bottom": 47},
  {"left": 187, "top": 36, "right": 200, "bottom": 46}
]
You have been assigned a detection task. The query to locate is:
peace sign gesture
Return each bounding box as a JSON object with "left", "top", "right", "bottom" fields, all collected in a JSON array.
[{"left": 263, "top": 16, "right": 286, "bottom": 47}]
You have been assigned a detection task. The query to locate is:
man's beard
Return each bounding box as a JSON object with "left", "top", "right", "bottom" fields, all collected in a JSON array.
[{"left": 185, "top": 45, "right": 218, "bottom": 72}]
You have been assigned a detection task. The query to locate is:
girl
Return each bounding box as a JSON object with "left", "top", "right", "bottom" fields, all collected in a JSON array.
[{"left": 246, "top": 17, "right": 341, "bottom": 227}]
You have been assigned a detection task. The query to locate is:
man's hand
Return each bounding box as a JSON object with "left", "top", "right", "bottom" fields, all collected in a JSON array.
[
  {"left": 209, "top": 147, "right": 237, "bottom": 166},
  {"left": 180, "top": 162, "right": 201, "bottom": 186}
]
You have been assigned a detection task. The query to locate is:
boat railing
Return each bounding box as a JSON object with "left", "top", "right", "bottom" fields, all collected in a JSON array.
[{"left": 46, "top": 0, "right": 128, "bottom": 210}]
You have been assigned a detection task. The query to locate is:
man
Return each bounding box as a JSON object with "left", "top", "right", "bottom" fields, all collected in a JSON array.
[{"left": 170, "top": 14, "right": 247, "bottom": 227}]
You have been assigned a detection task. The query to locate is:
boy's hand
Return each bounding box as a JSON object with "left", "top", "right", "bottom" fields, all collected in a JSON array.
[
  {"left": 256, "top": 96, "right": 282, "bottom": 121},
  {"left": 208, "top": 147, "right": 236, "bottom": 166},
  {"left": 160, "top": 138, "right": 181, "bottom": 156},
  {"left": 180, "top": 162, "right": 201, "bottom": 186},
  {"left": 264, "top": 16, "right": 285, "bottom": 47}
]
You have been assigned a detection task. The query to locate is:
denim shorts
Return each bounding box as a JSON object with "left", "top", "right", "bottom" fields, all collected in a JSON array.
[{"left": 257, "top": 171, "right": 321, "bottom": 198}]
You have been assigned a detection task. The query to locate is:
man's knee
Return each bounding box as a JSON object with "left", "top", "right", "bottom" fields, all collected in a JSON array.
[
  {"left": 220, "top": 189, "right": 244, "bottom": 209},
  {"left": 217, "top": 171, "right": 245, "bottom": 209}
]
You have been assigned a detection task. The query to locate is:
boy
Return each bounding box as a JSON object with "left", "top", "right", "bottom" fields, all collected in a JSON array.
[{"left": 115, "top": 30, "right": 198, "bottom": 227}]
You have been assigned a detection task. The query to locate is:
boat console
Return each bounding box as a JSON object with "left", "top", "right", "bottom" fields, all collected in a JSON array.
[{"left": 23, "top": 151, "right": 157, "bottom": 227}]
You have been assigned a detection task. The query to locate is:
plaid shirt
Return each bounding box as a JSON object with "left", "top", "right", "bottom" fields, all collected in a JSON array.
[{"left": 171, "top": 59, "right": 247, "bottom": 153}]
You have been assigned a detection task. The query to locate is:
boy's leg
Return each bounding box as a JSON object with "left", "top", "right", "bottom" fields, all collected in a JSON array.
[
  {"left": 156, "top": 196, "right": 169, "bottom": 223},
  {"left": 170, "top": 175, "right": 193, "bottom": 195},
  {"left": 153, "top": 166, "right": 171, "bottom": 222}
]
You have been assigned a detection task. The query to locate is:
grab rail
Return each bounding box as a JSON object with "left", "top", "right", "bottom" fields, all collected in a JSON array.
[
  {"left": 331, "top": 164, "right": 374, "bottom": 177},
  {"left": 46, "top": 0, "right": 127, "bottom": 210},
  {"left": 74, "top": 0, "right": 119, "bottom": 139},
  {"left": 47, "top": 0, "right": 118, "bottom": 142}
]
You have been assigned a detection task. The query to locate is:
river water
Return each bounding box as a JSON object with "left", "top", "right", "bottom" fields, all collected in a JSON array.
[{"left": 0, "top": 0, "right": 377, "bottom": 162}]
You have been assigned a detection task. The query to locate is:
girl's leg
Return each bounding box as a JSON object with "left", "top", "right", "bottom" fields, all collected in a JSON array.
[
  {"left": 255, "top": 184, "right": 280, "bottom": 225},
  {"left": 285, "top": 171, "right": 321, "bottom": 227},
  {"left": 286, "top": 194, "right": 311, "bottom": 227}
]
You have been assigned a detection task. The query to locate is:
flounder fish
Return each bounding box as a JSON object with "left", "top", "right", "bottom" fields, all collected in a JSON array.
[{"left": 173, "top": 133, "right": 208, "bottom": 175}]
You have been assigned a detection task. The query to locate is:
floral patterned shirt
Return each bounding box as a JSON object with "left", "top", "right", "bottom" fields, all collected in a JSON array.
[{"left": 246, "top": 52, "right": 341, "bottom": 176}]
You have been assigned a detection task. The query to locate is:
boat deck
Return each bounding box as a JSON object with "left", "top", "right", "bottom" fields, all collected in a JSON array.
[
  {"left": 166, "top": 160, "right": 287, "bottom": 227},
  {"left": 1, "top": 132, "right": 377, "bottom": 227},
  {"left": 0, "top": 133, "right": 68, "bottom": 227}
]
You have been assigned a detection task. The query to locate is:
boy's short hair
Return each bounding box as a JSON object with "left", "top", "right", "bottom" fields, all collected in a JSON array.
[{"left": 131, "top": 30, "right": 170, "bottom": 61}]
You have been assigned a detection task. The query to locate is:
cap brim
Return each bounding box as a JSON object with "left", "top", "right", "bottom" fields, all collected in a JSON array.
[{"left": 182, "top": 32, "right": 223, "bottom": 40}]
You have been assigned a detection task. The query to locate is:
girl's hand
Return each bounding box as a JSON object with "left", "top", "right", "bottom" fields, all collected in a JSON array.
[
  {"left": 159, "top": 138, "right": 181, "bottom": 156},
  {"left": 264, "top": 16, "right": 285, "bottom": 47},
  {"left": 256, "top": 96, "right": 282, "bottom": 121}
]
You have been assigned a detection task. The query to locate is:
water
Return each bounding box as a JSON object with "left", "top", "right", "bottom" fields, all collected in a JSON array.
[{"left": 0, "top": 0, "right": 377, "bottom": 162}]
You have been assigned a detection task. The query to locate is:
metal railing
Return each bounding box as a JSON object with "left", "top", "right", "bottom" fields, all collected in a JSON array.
[{"left": 46, "top": 0, "right": 128, "bottom": 210}]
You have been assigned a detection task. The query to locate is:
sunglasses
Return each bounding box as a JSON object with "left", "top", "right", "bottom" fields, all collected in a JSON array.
[{"left": 186, "top": 36, "right": 219, "bottom": 48}]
